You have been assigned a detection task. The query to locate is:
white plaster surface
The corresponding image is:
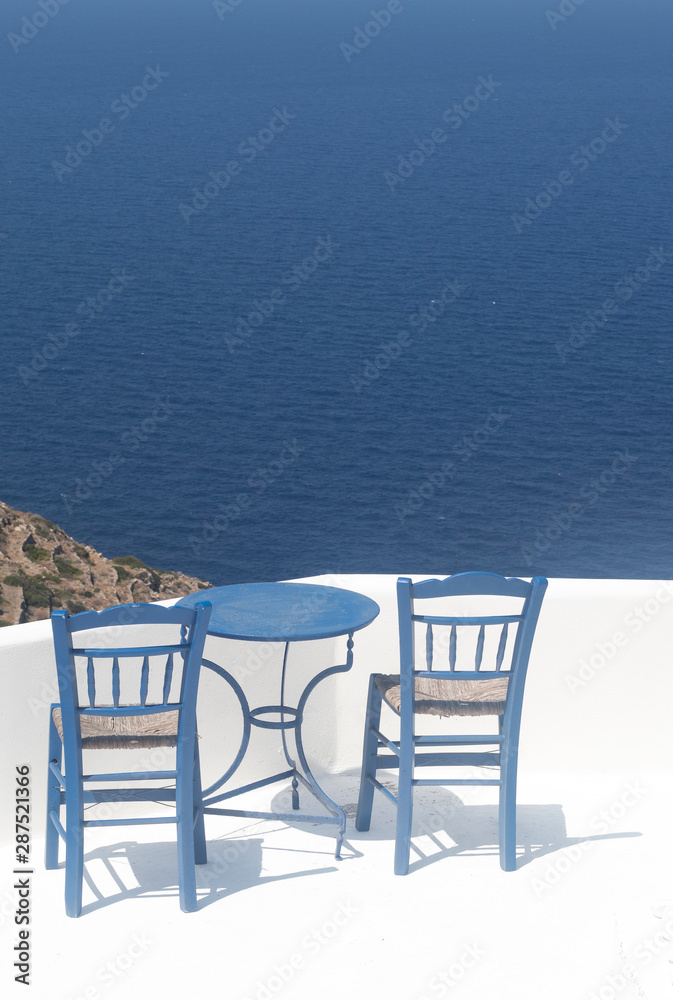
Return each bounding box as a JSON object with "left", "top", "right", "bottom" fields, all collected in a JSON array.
[{"left": 1, "top": 575, "right": 672, "bottom": 998}]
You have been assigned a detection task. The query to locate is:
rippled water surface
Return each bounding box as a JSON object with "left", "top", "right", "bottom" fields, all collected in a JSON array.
[{"left": 2, "top": 0, "right": 672, "bottom": 582}]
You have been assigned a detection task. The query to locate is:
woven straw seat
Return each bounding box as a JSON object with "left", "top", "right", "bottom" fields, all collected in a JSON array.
[
  {"left": 374, "top": 673, "right": 509, "bottom": 718},
  {"left": 51, "top": 707, "right": 180, "bottom": 750}
]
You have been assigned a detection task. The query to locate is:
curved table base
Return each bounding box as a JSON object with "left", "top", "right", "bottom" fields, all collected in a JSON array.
[{"left": 200, "top": 637, "right": 355, "bottom": 859}]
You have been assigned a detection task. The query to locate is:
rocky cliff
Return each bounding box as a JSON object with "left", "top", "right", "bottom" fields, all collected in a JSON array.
[{"left": 0, "top": 501, "right": 211, "bottom": 625}]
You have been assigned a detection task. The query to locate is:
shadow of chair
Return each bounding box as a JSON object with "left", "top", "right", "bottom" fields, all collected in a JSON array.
[
  {"left": 349, "top": 779, "right": 641, "bottom": 872},
  {"left": 54, "top": 833, "right": 338, "bottom": 914}
]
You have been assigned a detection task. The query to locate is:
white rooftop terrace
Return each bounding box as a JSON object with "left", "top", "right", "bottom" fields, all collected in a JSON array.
[{"left": 1, "top": 574, "right": 673, "bottom": 1000}]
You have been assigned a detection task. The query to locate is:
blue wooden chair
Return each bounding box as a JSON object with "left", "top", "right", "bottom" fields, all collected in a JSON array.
[
  {"left": 355, "top": 572, "right": 547, "bottom": 873},
  {"left": 45, "top": 600, "right": 211, "bottom": 916}
]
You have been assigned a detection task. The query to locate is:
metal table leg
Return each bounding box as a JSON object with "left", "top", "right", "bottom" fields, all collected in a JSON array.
[{"left": 200, "top": 635, "right": 355, "bottom": 857}]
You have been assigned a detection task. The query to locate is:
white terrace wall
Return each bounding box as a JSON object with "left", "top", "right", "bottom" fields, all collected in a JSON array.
[{"left": 0, "top": 574, "right": 672, "bottom": 844}]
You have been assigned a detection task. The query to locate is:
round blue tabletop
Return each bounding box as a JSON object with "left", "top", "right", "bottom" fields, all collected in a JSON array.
[{"left": 176, "top": 582, "right": 380, "bottom": 641}]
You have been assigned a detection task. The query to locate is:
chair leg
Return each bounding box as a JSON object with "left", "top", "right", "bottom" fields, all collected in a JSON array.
[
  {"left": 394, "top": 738, "right": 414, "bottom": 876},
  {"left": 355, "top": 676, "right": 383, "bottom": 832},
  {"left": 192, "top": 741, "right": 207, "bottom": 866},
  {"left": 177, "top": 768, "right": 198, "bottom": 912},
  {"left": 63, "top": 784, "right": 84, "bottom": 918},
  {"left": 499, "top": 740, "right": 518, "bottom": 872},
  {"left": 45, "top": 715, "right": 62, "bottom": 870}
]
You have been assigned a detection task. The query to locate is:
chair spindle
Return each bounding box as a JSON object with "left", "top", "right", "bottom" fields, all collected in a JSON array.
[
  {"left": 495, "top": 622, "right": 509, "bottom": 671},
  {"left": 112, "top": 657, "right": 120, "bottom": 707},
  {"left": 449, "top": 624, "right": 457, "bottom": 670},
  {"left": 474, "top": 624, "right": 485, "bottom": 670},
  {"left": 139, "top": 655, "right": 150, "bottom": 706},
  {"left": 86, "top": 657, "right": 95, "bottom": 707},
  {"left": 162, "top": 652, "right": 174, "bottom": 704}
]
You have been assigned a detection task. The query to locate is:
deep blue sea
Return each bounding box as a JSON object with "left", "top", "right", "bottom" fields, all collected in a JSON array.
[{"left": 2, "top": 0, "right": 672, "bottom": 583}]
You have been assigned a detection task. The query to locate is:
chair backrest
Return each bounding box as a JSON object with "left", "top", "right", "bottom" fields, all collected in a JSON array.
[
  {"left": 397, "top": 572, "right": 547, "bottom": 728},
  {"left": 51, "top": 601, "right": 211, "bottom": 760}
]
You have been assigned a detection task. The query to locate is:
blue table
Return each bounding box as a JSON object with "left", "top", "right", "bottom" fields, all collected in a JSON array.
[{"left": 176, "top": 582, "right": 380, "bottom": 857}]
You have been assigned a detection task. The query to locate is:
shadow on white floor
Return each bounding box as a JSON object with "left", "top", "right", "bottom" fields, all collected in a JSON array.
[{"left": 3, "top": 771, "right": 671, "bottom": 1000}]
